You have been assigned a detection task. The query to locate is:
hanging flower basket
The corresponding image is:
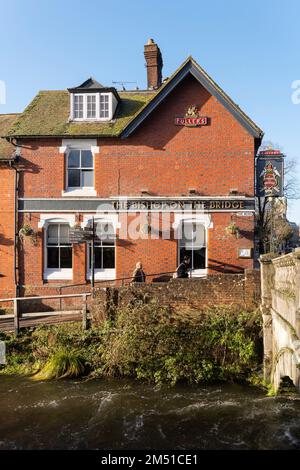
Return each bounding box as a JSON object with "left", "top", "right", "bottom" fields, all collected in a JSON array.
[
  {"left": 225, "top": 222, "right": 240, "bottom": 236},
  {"left": 19, "top": 224, "right": 38, "bottom": 245}
]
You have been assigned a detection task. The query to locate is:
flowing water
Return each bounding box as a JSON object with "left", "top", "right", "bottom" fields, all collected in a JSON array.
[{"left": 1, "top": 376, "right": 300, "bottom": 450}]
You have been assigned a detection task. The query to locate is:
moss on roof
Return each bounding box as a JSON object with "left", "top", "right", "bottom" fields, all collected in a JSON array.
[
  {"left": 0, "top": 114, "right": 19, "bottom": 160},
  {"left": 5, "top": 91, "right": 154, "bottom": 138}
]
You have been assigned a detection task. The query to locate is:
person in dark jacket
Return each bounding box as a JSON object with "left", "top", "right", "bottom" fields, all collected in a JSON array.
[
  {"left": 176, "top": 256, "right": 190, "bottom": 278},
  {"left": 132, "top": 261, "right": 146, "bottom": 283}
]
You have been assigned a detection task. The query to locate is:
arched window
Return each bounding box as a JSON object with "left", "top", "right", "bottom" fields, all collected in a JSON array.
[
  {"left": 87, "top": 222, "right": 116, "bottom": 280},
  {"left": 179, "top": 221, "right": 206, "bottom": 275}
]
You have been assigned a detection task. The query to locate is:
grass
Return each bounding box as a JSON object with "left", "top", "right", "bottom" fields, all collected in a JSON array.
[{"left": 32, "top": 349, "right": 86, "bottom": 380}]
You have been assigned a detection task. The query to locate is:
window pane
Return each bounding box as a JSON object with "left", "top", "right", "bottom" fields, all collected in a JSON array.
[
  {"left": 103, "top": 247, "right": 115, "bottom": 269},
  {"left": 96, "top": 223, "right": 114, "bottom": 241},
  {"left": 60, "top": 247, "right": 72, "bottom": 268},
  {"left": 68, "top": 169, "right": 81, "bottom": 187},
  {"left": 68, "top": 150, "right": 80, "bottom": 168},
  {"left": 193, "top": 248, "right": 206, "bottom": 269},
  {"left": 59, "top": 224, "right": 70, "bottom": 245},
  {"left": 47, "top": 247, "right": 59, "bottom": 268},
  {"left": 89, "top": 245, "right": 102, "bottom": 269},
  {"left": 194, "top": 224, "right": 205, "bottom": 247},
  {"left": 180, "top": 222, "right": 205, "bottom": 248},
  {"left": 100, "top": 94, "right": 109, "bottom": 118},
  {"left": 74, "top": 95, "right": 83, "bottom": 119},
  {"left": 94, "top": 247, "right": 102, "bottom": 269},
  {"left": 87, "top": 95, "right": 96, "bottom": 118},
  {"left": 180, "top": 247, "right": 190, "bottom": 265},
  {"left": 82, "top": 170, "right": 94, "bottom": 187},
  {"left": 81, "top": 150, "right": 93, "bottom": 168},
  {"left": 47, "top": 224, "right": 58, "bottom": 245}
]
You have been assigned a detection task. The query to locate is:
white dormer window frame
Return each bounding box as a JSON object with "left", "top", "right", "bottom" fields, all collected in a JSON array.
[{"left": 70, "top": 93, "right": 112, "bottom": 121}]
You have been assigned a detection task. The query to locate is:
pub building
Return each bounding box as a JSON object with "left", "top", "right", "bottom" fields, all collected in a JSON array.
[{"left": 0, "top": 39, "right": 263, "bottom": 298}]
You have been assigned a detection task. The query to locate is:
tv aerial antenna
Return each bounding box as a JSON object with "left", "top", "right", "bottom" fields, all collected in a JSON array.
[{"left": 112, "top": 81, "right": 138, "bottom": 91}]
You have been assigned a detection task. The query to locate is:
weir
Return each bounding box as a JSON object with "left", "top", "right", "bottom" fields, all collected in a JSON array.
[{"left": 261, "top": 248, "right": 300, "bottom": 392}]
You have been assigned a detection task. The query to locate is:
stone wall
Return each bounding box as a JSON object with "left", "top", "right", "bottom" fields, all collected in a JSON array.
[
  {"left": 261, "top": 248, "right": 300, "bottom": 392},
  {"left": 91, "top": 269, "right": 260, "bottom": 321}
]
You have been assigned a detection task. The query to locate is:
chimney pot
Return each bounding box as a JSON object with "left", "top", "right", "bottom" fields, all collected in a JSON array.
[{"left": 144, "top": 39, "right": 163, "bottom": 90}]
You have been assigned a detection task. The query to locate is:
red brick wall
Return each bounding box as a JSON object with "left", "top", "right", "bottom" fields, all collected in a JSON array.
[
  {"left": 0, "top": 74, "right": 257, "bottom": 298},
  {"left": 0, "top": 165, "right": 15, "bottom": 299},
  {"left": 19, "top": 76, "right": 255, "bottom": 199}
]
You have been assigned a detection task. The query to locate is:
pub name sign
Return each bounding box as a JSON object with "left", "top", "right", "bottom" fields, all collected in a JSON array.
[{"left": 112, "top": 199, "right": 254, "bottom": 212}]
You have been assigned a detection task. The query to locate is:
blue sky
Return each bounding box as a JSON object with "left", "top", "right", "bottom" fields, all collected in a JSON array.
[{"left": 1, "top": 0, "right": 299, "bottom": 221}]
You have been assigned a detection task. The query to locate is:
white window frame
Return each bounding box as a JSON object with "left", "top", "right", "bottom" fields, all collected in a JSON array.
[
  {"left": 60, "top": 140, "right": 99, "bottom": 197},
  {"left": 66, "top": 148, "right": 94, "bottom": 191},
  {"left": 82, "top": 215, "right": 119, "bottom": 281},
  {"left": 39, "top": 215, "right": 75, "bottom": 280},
  {"left": 70, "top": 93, "right": 112, "bottom": 121},
  {"left": 173, "top": 214, "right": 213, "bottom": 278}
]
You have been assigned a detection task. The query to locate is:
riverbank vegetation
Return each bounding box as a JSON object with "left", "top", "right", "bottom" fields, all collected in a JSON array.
[{"left": 0, "top": 303, "right": 263, "bottom": 385}]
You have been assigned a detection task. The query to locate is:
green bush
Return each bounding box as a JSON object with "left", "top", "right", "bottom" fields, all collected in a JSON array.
[
  {"left": 0, "top": 304, "right": 262, "bottom": 385},
  {"left": 97, "top": 302, "right": 262, "bottom": 385}
]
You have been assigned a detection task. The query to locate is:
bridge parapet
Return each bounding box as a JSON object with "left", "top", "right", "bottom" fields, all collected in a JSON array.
[{"left": 260, "top": 248, "right": 300, "bottom": 391}]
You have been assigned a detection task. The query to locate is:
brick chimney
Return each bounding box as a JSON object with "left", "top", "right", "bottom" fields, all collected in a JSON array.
[{"left": 144, "top": 39, "right": 163, "bottom": 90}]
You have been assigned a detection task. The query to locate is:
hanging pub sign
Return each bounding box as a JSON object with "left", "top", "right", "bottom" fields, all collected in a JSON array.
[
  {"left": 175, "top": 105, "right": 208, "bottom": 127},
  {"left": 256, "top": 150, "right": 284, "bottom": 197}
]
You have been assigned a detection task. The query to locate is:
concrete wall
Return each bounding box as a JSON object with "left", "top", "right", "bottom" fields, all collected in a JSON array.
[{"left": 260, "top": 248, "right": 300, "bottom": 391}]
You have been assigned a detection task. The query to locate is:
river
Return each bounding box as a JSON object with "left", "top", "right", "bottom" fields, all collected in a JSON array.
[{"left": 0, "top": 376, "right": 300, "bottom": 450}]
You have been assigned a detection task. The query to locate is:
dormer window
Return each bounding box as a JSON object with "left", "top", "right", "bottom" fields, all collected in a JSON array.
[{"left": 68, "top": 78, "right": 119, "bottom": 122}]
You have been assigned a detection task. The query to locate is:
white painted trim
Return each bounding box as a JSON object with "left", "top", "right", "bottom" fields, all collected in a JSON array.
[
  {"left": 172, "top": 213, "right": 213, "bottom": 229},
  {"left": 60, "top": 139, "right": 99, "bottom": 153},
  {"left": 38, "top": 214, "right": 75, "bottom": 229},
  {"left": 44, "top": 269, "right": 73, "bottom": 280},
  {"left": 86, "top": 269, "right": 116, "bottom": 281},
  {"left": 62, "top": 189, "right": 97, "bottom": 197},
  {"left": 81, "top": 213, "right": 120, "bottom": 230},
  {"left": 69, "top": 93, "right": 113, "bottom": 122},
  {"left": 40, "top": 216, "right": 74, "bottom": 280},
  {"left": 20, "top": 196, "right": 255, "bottom": 201}
]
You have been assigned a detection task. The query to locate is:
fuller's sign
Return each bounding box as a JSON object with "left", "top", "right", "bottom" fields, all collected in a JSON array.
[
  {"left": 175, "top": 105, "right": 208, "bottom": 127},
  {"left": 256, "top": 150, "right": 284, "bottom": 198}
]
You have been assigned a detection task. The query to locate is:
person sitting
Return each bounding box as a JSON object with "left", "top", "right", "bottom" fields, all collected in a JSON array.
[
  {"left": 132, "top": 261, "right": 146, "bottom": 283},
  {"left": 176, "top": 256, "right": 190, "bottom": 278}
]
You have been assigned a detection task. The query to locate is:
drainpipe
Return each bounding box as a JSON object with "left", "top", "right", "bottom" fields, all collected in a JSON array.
[{"left": 8, "top": 151, "right": 20, "bottom": 298}]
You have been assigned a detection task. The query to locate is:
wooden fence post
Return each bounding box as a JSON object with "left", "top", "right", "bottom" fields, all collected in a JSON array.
[
  {"left": 82, "top": 294, "right": 88, "bottom": 331},
  {"left": 14, "top": 298, "right": 19, "bottom": 336}
]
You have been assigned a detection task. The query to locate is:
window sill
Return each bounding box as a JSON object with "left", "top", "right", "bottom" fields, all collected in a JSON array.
[
  {"left": 189, "top": 269, "right": 207, "bottom": 278},
  {"left": 62, "top": 188, "right": 97, "bottom": 197},
  {"left": 44, "top": 269, "right": 73, "bottom": 280},
  {"left": 86, "top": 269, "right": 116, "bottom": 281},
  {"left": 70, "top": 118, "right": 111, "bottom": 122}
]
